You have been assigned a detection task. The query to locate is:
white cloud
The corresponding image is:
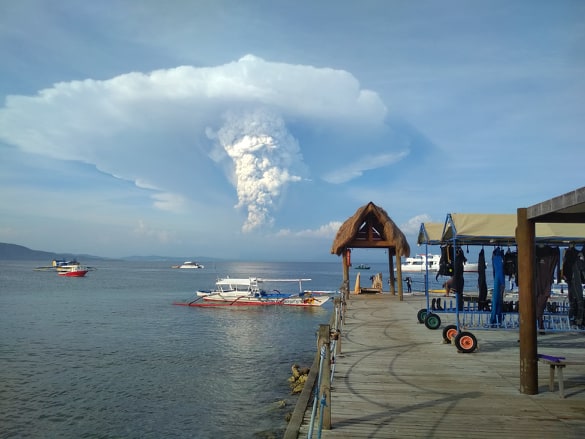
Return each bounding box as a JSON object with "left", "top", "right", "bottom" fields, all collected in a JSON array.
[
  {"left": 277, "top": 221, "right": 343, "bottom": 238},
  {"left": 323, "top": 151, "right": 409, "bottom": 184},
  {"left": 400, "top": 214, "right": 433, "bottom": 235},
  {"left": 0, "top": 55, "right": 390, "bottom": 231},
  {"left": 133, "top": 220, "right": 177, "bottom": 244}
]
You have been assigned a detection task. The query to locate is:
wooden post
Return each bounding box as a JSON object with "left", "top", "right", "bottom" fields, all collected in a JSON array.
[
  {"left": 318, "top": 324, "right": 332, "bottom": 429},
  {"left": 396, "top": 248, "right": 404, "bottom": 301},
  {"left": 388, "top": 248, "right": 396, "bottom": 295},
  {"left": 342, "top": 248, "right": 350, "bottom": 294},
  {"left": 334, "top": 297, "right": 342, "bottom": 355},
  {"left": 517, "top": 208, "right": 538, "bottom": 395}
]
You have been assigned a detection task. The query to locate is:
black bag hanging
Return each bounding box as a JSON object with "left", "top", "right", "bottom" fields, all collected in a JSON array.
[{"left": 436, "top": 244, "right": 454, "bottom": 280}]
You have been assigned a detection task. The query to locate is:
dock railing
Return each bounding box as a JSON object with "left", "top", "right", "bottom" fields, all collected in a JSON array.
[{"left": 283, "top": 289, "right": 346, "bottom": 439}]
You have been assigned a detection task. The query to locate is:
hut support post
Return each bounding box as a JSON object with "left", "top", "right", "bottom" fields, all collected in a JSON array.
[
  {"left": 388, "top": 250, "right": 396, "bottom": 295},
  {"left": 342, "top": 248, "right": 350, "bottom": 298},
  {"left": 517, "top": 208, "right": 538, "bottom": 395},
  {"left": 395, "top": 249, "right": 404, "bottom": 301}
]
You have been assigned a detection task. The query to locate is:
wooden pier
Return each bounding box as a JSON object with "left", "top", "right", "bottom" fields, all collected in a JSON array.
[{"left": 287, "top": 293, "right": 585, "bottom": 438}]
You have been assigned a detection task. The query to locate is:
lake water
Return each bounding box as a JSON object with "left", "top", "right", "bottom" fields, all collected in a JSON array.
[
  {"left": 1, "top": 260, "right": 348, "bottom": 438},
  {"left": 0, "top": 259, "right": 489, "bottom": 438}
]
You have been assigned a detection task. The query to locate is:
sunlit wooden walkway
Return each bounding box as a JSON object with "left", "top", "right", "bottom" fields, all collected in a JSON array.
[{"left": 294, "top": 292, "right": 585, "bottom": 438}]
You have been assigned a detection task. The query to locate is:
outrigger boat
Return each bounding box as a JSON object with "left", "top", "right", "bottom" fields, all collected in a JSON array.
[{"left": 174, "top": 277, "right": 330, "bottom": 307}]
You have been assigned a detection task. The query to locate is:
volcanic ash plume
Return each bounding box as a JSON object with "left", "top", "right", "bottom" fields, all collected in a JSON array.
[{"left": 214, "top": 110, "right": 304, "bottom": 232}]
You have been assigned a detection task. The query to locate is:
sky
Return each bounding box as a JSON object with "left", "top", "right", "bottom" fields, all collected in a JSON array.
[{"left": 0, "top": 0, "right": 584, "bottom": 262}]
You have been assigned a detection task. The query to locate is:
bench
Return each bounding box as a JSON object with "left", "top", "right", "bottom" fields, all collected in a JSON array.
[
  {"left": 358, "top": 287, "right": 382, "bottom": 294},
  {"left": 537, "top": 354, "right": 585, "bottom": 398}
]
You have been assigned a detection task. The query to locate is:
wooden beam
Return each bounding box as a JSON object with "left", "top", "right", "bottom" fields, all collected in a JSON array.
[
  {"left": 345, "top": 241, "right": 396, "bottom": 249},
  {"left": 525, "top": 212, "right": 585, "bottom": 223}
]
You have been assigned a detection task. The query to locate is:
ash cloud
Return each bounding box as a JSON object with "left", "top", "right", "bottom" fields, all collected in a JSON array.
[{"left": 0, "top": 55, "right": 394, "bottom": 231}]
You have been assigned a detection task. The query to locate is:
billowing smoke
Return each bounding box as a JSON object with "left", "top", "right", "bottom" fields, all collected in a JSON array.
[
  {"left": 0, "top": 55, "right": 393, "bottom": 234},
  {"left": 209, "top": 108, "right": 304, "bottom": 232}
]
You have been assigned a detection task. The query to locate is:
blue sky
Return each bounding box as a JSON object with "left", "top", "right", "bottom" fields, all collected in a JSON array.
[{"left": 0, "top": 0, "right": 583, "bottom": 262}]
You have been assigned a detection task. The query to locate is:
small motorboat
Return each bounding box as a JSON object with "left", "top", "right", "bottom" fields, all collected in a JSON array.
[
  {"left": 172, "top": 261, "right": 205, "bottom": 269},
  {"left": 355, "top": 264, "right": 370, "bottom": 270},
  {"left": 57, "top": 265, "right": 89, "bottom": 277}
]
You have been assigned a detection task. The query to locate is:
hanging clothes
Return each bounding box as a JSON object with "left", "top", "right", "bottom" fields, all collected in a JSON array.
[
  {"left": 453, "top": 247, "right": 466, "bottom": 311},
  {"left": 503, "top": 248, "right": 518, "bottom": 291},
  {"left": 477, "top": 248, "right": 488, "bottom": 311},
  {"left": 490, "top": 247, "right": 505, "bottom": 325},
  {"left": 535, "top": 246, "right": 560, "bottom": 331},
  {"left": 563, "top": 246, "right": 585, "bottom": 328}
]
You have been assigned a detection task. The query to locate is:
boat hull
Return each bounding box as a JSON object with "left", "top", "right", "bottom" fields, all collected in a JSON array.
[
  {"left": 175, "top": 294, "right": 329, "bottom": 307},
  {"left": 58, "top": 270, "right": 88, "bottom": 277}
]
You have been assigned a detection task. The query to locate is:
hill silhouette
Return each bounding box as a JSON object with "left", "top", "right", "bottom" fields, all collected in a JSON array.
[{"left": 0, "top": 243, "right": 105, "bottom": 261}]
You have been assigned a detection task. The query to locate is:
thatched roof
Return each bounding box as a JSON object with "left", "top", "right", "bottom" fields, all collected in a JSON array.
[{"left": 330, "top": 202, "right": 411, "bottom": 257}]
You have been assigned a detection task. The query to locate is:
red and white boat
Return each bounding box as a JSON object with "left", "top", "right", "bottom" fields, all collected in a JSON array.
[{"left": 57, "top": 263, "right": 89, "bottom": 277}]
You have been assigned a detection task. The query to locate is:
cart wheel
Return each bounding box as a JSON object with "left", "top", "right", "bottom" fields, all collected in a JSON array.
[
  {"left": 454, "top": 331, "right": 478, "bottom": 353},
  {"left": 442, "top": 324, "right": 458, "bottom": 343},
  {"left": 417, "top": 308, "right": 428, "bottom": 323},
  {"left": 424, "top": 313, "right": 441, "bottom": 330}
]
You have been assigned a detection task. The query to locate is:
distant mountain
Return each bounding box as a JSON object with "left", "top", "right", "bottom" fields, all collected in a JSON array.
[
  {"left": 0, "top": 243, "right": 57, "bottom": 260},
  {"left": 0, "top": 243, "right": 107, "bottom": 261},
  {"left": 0, "top": 243, "right": 221, "bottom": 263}
]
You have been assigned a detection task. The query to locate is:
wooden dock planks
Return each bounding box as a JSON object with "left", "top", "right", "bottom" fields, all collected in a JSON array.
[{"left": 295, "top": 294, "right": 585, "bottom": 438}]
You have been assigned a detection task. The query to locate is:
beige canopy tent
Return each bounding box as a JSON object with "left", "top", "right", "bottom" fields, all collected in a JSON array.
[
  {"left": 417, "top": 222, "right": 443, "bottom": 246},
  {"left": 331, "top": 201, "right": 410, "bottom": 300},
  {"left": 441, "top": 213, "right": 585, "bottom": 245}
]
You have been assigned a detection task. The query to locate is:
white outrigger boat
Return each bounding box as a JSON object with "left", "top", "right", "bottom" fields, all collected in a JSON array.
[
  {"left": 399, "top": 254, "right": 480, "bottom": 272},
  {"left": 174, "top": 277, "right": 330, "bottom": 307}
]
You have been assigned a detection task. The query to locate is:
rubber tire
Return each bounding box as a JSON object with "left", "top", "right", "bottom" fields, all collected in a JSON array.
[
  {"left": 454, "top": 331, "right": 478, "bottom": 353},
  {"left": 424, "top": 312, "right": 441, "bottom": 330},
  {"left": 417, "top": 308, "right": 428, "bottom": 323},
  {"left": 442, "top": 324, "right": 458, "bottom": 343}
]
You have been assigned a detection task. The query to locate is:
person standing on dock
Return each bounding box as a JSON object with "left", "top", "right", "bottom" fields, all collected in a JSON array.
[{"left": 405, "top": 276, "right": 412, "bottom": 293}]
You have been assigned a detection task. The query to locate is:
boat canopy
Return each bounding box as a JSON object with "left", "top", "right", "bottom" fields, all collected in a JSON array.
[
  {"left": 441, "top": 213, "right": 585, "bottom": 245},
  {"left": 216, "top": 278, "right": 255, "bottom": 286}
]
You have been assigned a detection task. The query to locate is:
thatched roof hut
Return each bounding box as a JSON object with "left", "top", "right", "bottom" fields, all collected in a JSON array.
[
  {"left": 331, "top": 202, "right": 410, "bottom": 257},
  {"left": 331, "top": 202, "right": 410, "bottom": 299}
]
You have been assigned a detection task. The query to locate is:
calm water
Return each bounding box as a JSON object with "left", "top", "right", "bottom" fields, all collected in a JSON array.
[
  {"left": 0, "top": 260, "right": 346, "bottom": 439},
  {"left": 0, "top": 259, "right": 490, "bottom": 438}
]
